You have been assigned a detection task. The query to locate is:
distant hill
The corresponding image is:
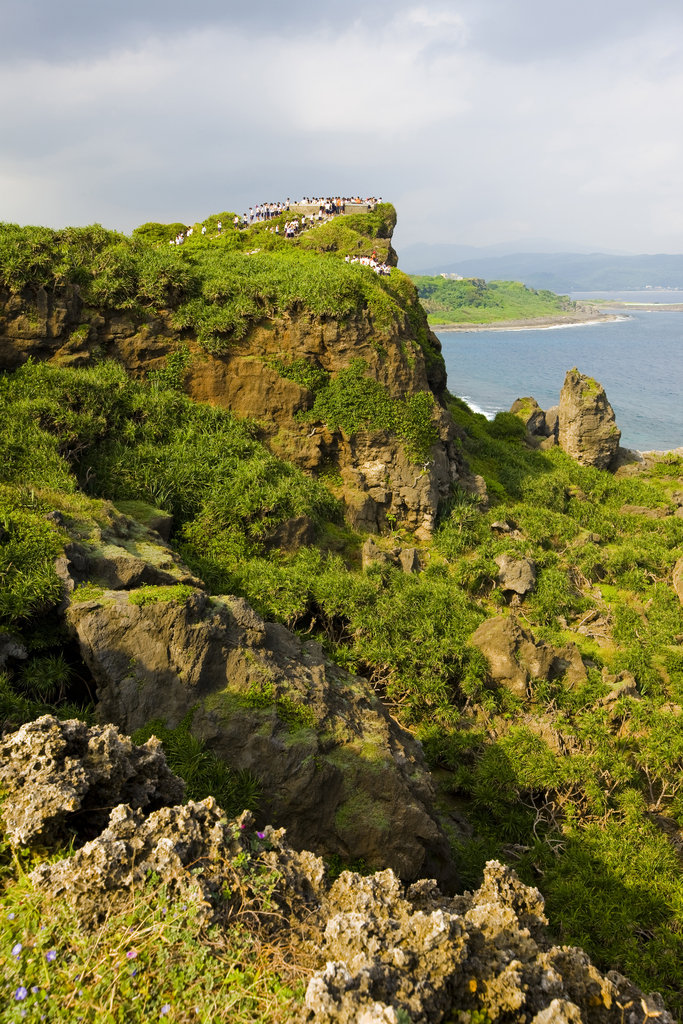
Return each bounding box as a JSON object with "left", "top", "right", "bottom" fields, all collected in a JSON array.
[
  {"left": 400, "top": 250, "right": 683, "bottom": 291},
  {"left": 411, "top": 276, "right": 573, "bottom": 325},
  {"left": 398, "top": 239, "right": 634, "bottom": 275}
]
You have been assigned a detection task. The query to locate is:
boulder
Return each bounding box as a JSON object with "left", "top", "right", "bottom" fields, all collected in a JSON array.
[
  {"left": 0, "top": 715, "right": 184, "bottom": 848},
  {"left": 495, "top": 554, "right": 537, "bottom": 595},
  {"left": 399, "top": 547, "right": 420, "bottom": 574},
  {"left": 66, "top": 588, "right": 455, "bottom": 885},
  {"left": 470, "top": 616, "right": 587, "bottom": 697},
  {"left": 558, "top": 368, "right": 621, "bottom": 470},
  {"left": 461, "top": 473, "right": 489, "bottom": 511},
  {"left": 53, "top": 506, "right": 203, "bottom": 602},
  {"left": 263, "top": 514, "right": 316, "bottom": 552},
  {"left": 511, "top": 397, "right": 547, "bottom": 436},
  {"left": 113, "top": 500, "right": 173, "bottom": 541},
  {"left": 673, "top": 556, "right": 683, "bottom": 605},
  {"left": 362, "top": 537, "right": 396, "bottom": 569},
  {"left": 362, "top": 540, "right": 420, "bottom": 574}
]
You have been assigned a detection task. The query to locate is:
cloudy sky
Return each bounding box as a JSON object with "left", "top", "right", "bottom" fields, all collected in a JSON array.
[{"left": 2, "top": 0, "right": 683, "bottom": 252}]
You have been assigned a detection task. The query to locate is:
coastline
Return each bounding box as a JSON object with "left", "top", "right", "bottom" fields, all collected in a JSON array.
[{"left": 430, "top": 312, "right": 626, "bottom": 332}]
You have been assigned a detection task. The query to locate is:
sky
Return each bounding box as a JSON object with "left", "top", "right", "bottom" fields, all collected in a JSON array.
[{"left": 2, "top": 0, "right": 683, "bottom": 252}]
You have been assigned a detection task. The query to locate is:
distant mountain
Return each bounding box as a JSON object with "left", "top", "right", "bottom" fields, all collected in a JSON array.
[
  {"left": 400, "top": 251, "right": 683, "bottom": 292},
  {"left": 398, "top": 239, "right": 634, "bottom": 275}
]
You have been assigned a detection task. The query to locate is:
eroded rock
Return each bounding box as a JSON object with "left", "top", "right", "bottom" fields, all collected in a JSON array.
[
  {"left": 0, "top": 715, "right": 184, "bottom": 848},
  {"left": 511, "top": 397, "right": 548, "bottom": 436},
  {"left": 558, "top": 368, "right": 621, "bottom": 470},
  {"left": 4, "top": 725, "right": 671, "bottom": 1023},
  {"left": 470, "top": 616, "right": 587, "bottom": 697},
  {"left": 304, "top": 860, "right": 672, "bottom": 1024},
  {"left": 495, "top": 554, "right": 537, "bottom": 595},
  {"left": 66, "top": 592, "right": 455, "bottom": 885}
]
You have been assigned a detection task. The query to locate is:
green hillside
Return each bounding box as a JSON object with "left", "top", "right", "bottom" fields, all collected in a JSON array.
[
  {"left": 0, "top": 205, "right": 411, "bottom": 353},
  {"left": 412, "top": 274, "right": 574, "bottom": 324}
]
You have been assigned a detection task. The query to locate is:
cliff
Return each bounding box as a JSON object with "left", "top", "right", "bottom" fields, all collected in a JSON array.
[{"left": 0, "top": 210, "right": 466, "bottom": 537}]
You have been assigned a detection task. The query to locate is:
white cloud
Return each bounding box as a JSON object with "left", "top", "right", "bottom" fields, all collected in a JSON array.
[{"left": 0, "top": 5, "right": 682, "bottom": 252}]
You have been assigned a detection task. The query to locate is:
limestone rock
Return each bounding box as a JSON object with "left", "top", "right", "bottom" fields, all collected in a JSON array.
[
  {"left": 558, "top": 368, "right": 621, "bottom": 470},
  {"left": 263, "top": 514, "right": 316, "bottom": 552},
  {"left": 0, "top": 278, "right": 466, "bottom": 538},
  {"left": 511, "top": 397, "right": 547, "bottom": 436},
  {"left": 113, "top": 500, "right": 173, "bottom": 541},
  {"left": 0, "top": 633, "right": 27, "bottom": 669},
  {"left": 362, "top": 537, "right": 396, "bottom": 569},
  {"left": 673, "top": 556, "right": 683, "bottom": 605},
  {"left": 362, "top": 540, "right": 419, "bottom": 574},
  {"left": 470, "top": 616, "right": 587, "bottom": 697},
  {"left": 6, "top": 736, "right": 671, "bottom": 1024},
  {"left": 545, "top": 405, "right": 560, "bottom": 438},
  {"left": 66, "top": 589, "right": 455, "bottom": 884},
  {"left": 54, "top": 506, "right": 203, "bottom": 604},
  {"left": 462, "top": 473, "right": 489, "bottom": 510},
  {"left": 495, "top": 554, "right": 537, "bottom": 595},
  {"left": 304, "top": 860, "right": 672, "bottom": 1024},
  {"left": 0, "top": 715, "right": 184, "bottom": 848},
  {"left": 399, "top": 547, "right": 420, "bottom": 574}
]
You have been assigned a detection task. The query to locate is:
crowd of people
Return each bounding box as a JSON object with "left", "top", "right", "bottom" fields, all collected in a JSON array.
[
  {"left": 167, "top": 195, "right": 386, "bottom": 252},
  {"left": 344, "top": 253, "right": 392, "bottom": 276}
]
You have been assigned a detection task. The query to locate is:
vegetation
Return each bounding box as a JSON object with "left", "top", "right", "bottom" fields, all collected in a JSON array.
[
  {"left": 2, "top": 208, "right": 683, "bottom": 1016},
  {"left": 412, "top": 275, "right": 574, "bottom": 325},
  {"left": 0, "top": 205, "right": 412, "bottom": 354},
  {"left": 0, "top": 826, "right": 309, "bottom": 1022}
]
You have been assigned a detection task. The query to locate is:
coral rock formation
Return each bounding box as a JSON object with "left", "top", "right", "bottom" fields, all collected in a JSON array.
[
  {"left": 0, "top": 715, "right": 184, "bottom": 848},
  {"left": 558, "top": 369, "right": 621, "bottom": 470}
]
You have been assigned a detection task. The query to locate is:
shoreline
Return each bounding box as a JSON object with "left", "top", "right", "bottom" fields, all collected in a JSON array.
[{"left": 430, "top": 313, "right": 626, "bottom": 332}]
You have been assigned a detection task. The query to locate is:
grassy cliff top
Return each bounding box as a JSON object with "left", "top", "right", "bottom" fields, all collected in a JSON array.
[
  {"left": 0, "top": 206, "right": 428, "bottom": 353},
  {"left": 412, "top": 275, "right": 574, "bottom": 325}
]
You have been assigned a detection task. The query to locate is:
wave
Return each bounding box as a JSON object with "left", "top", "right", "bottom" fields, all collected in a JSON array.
[{"left": 460, "top": 396, "right": 498, "bottom": 420}]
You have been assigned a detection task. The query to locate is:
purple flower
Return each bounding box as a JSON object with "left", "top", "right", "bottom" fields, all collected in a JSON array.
[
  {"left": 160, "top": 1004, "right": 171, "bottom": 1016},
  {"left": 15, "top": 987, "right": 28, "bottom": 1001},
  {"left": 12, "top": 942, "right": 22, "bottom": 957},
  {"left": 31, "top": 987, "right": 40, "bottom": 994},
  {"left": 46, "top": 950, "right": 57, "bottom": 962},
  {"left": 7, "top": 912, "right": 15, "bottom": 920},
  {"left": 126, "top": 949, "right": 138, "bottom": 959},
  {"left": 256, "top": 831, "right": 265, "bottom": 839}
]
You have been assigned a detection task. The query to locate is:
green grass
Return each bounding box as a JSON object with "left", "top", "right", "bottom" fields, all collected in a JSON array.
[
  {"left": 2, "top": 274, "right": 683, "bottom": 1012},
  {"left": 0, "top": 834, "right": 308, "bottom": 1022},
  {"left": 412, "top": 276, "right": 574, "bottom": 325},
  {"left": 0, "top": 206, "right": 428, "bottom": 355}
]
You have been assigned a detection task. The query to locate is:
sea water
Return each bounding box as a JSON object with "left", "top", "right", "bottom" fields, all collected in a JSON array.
[{"left": 437, "top": 309, "right": 683, "bottom": 451}]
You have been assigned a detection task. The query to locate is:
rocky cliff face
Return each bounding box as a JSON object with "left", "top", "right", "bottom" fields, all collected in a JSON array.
[{"left": 0, "top": 278, "right": 464, "bottom": 536}]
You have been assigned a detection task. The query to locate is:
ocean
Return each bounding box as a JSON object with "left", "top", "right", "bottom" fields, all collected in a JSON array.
[{"left": 436, "top": 308, "right": 683, "bottom": 451}]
